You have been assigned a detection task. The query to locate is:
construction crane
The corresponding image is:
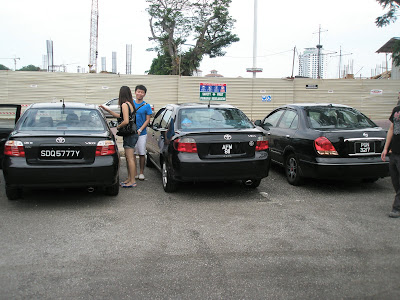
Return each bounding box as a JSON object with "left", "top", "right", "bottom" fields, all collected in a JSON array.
[
  {"left": 0, "top": 57, "right": 20, "bottom": 70},
  {"left": 88, "top": 0, "right": 99, "bottom": 73}
]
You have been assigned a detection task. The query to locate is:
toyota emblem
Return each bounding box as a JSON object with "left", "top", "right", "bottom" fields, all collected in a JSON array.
[
  {"left": 363, "top": 132, "right": 368, "bottom": 138},
  {"left": 56, "top": 137, "right": 65, "bottom": 143},
  {"left": 224, "top": 134, "right": 232, "bottom": 141}
]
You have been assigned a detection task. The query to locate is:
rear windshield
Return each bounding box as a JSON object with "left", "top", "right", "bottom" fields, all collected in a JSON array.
[
  {"left": 17, "top": 108, "right": 106, "bottom": 131},
  {"left": 306, "top": 106, "right": 377, "bottom": 129},
  {"left": 178, "top": 107, "right": 254, "bottom": 131}
]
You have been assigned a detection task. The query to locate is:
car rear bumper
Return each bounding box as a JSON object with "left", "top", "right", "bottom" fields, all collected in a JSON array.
[
  {"left": 2, "top": 156, "right": 119, "bottom": 188},
  {"left": 299, "top": 156, "right": 389, "bottom": 179},
  {"left": 170, "top": 152, "right": 270, "bottom": 182}
]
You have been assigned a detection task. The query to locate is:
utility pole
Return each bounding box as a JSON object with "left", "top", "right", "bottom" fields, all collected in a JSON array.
[
  {"left": 246, "top": 0, "right": 263, "bottom": 76},
  {"left": 314, "top": 25, "right": 327, "bottom": 79}
]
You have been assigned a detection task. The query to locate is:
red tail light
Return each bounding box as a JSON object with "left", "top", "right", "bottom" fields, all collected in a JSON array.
[
  {"left": 314, "top": 136, "right": 338, "bottom": 155},
  {"left": 96, "top": 140, "right": 116, "bottom": 156},
  {"left": 256, "top": 136, "right": 269, "bottom": 151},
  {"left": 174, "top": 138, "right": 197, "bottom": 153},
  {"left": 4, "top": 140, "right": 25, "bottom": 157}
]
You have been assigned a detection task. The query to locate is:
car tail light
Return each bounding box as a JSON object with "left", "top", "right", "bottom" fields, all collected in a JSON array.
[
  {"left": 314, "top": 136, "right": 338, "bottom": 155},
  {"left": 4, "top": 140, "right": 25, "bottom": 157},
  {"left": 256, "top": 136, "right": 269, "bottom": 151},
  {"left": 174, "top": 137, "right": 197, "bottom": 153},
  {"left": 96, "top": 140, "right": 116, "bottom": 156}
]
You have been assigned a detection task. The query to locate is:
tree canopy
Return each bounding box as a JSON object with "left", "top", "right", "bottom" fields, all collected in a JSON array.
[
  {"left": 146, "top": 0, "right": 239, "bottom": 76},
  {"left": 0, "top": 64, "right": 10, "bottom": 70},
  {"left": 18, "top": 65, "right": 41, "bottom": 71},
  {"left": 376, "top": 1, "right": 400, "bottom": 67},
  {"left": 375, "top": 0, "right": 400, "bottom": 27}
]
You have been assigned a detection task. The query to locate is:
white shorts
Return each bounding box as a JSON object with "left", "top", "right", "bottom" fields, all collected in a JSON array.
[{"left": 135, "top": 134, "right": 147, "bottom": 155}]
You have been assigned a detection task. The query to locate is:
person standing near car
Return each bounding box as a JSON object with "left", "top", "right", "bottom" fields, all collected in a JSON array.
[
  {"left": 381, "top": 96, "right": 400, "bottom": 218},
  {"left": 133, "top": 84, "right": 153, "bottom": 181},
  {"left": 100, "top": 86, "right": 138, "bottom": 188}
]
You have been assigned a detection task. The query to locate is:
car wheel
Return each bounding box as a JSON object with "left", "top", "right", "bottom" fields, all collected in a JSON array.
[
  {"left": 145, "top": 152, "right": 154, "bottom": 168},
  {"left": 242, "top": 179, "right": 261, "bottom": 188},
  {"left": 162, "top": 161, "right": 177, "bottom": 193},
  {"left": 105, "top": 181, "right": 119, "bottom": 196},
  {"left": 285, "top": 153, "right": 303, "bottom": 186},
  {"left": 6, "top": 186, "right": 22, "bottom": 200}
]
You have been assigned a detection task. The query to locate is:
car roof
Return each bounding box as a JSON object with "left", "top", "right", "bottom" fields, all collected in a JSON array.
[
  {"left": 28, "top": 102, "right": 99, "bottom": 110},
  {"left": 283, "top": 103, "right": 352, "bottom": 109},
  {"left": 167, "top": 103, "right": 237, "bottom": 110}
]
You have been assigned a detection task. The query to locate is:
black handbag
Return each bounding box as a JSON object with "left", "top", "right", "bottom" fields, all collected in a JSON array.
[{"left": 116, "top": 104, "right": 137, "bottom": 136}]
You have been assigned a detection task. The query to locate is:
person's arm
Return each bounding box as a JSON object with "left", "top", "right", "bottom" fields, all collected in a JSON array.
[
  {"left": 137, "top": 114, "right": 151, "bottom": 134},
  {"left": 117, "top": 103, "right": 129, "bottom": 130},
  {"left": 381, "top": 122, "right": 394, "bottom": 161},
  {"left": 99, "top": 105, "right": 120, "bottom": 118}
]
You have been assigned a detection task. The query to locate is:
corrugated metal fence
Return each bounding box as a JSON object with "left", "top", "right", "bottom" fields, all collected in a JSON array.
[{"left": 1, "top": 70, "right": 399, "bottom": 121}]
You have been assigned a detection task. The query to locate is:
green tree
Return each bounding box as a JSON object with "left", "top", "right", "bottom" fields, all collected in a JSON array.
[
  {"left": 376, "top": 1, "right": 400, "bottom": 67},
  {"left": 18, "top": 65, "right": 41, "bottom": 71},
  {"left": 376, "top": 0, "right": 400, "bottom": 27},
  {"left": 0, "top": 64, "right": 10, "bottom": 70},
  {"left": 147, "top": 0, "right": 239, "bottom": 76}
]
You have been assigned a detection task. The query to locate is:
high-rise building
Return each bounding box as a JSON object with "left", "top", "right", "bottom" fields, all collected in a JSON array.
[{"left": 298, "top": 47, "right": 326, "bottom": 79}]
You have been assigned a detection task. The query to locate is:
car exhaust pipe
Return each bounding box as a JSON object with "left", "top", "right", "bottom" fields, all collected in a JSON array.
[
  {"left": 244, "top": 180, "right": 253, "bottom": 186},
  {"left": 87, "top": 187, "right": 95, "bottom": 193}
]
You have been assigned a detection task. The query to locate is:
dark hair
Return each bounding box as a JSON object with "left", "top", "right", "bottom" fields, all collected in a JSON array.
[
  {"left": 135, "top": 84, "right": 147, "bottom": 94},
  {"left": 118, "top": 86, "right": 134, "bottom": 106}
]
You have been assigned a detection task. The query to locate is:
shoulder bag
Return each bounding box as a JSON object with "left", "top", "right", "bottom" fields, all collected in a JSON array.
[{"left": 116, "top": 104, "right": 137, "bottom": 136}]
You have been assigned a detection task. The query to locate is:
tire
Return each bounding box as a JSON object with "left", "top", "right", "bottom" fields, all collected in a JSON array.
[
  {"left": 146, "top": 152, "right": 154, "bottom": 168},
  {"left": 285, "top": 153, "right": 303, "bottom": 186},
  {"left": 162, "top": 161, "right": 177, "bottom": 193},
  {"left": 105, "top": 181, "right": 119, "bottom": 196},
  {"left": 242, "top": 179, "right": 261, "bottom": 188},
  {"left": 6, "top": 186, "right": 21, "bottom": 200}
]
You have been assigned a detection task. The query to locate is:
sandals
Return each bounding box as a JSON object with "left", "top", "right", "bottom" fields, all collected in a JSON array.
[{"left": 121, "top": 182, "right": 137, "bottom": 188}]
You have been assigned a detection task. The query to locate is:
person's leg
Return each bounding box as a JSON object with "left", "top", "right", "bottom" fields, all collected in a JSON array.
[
  {"left": 388, "top": 154, "right": 400, "bottom": 217},
  {"left": 135, "top": 135, "right": 147, "bottom": 179},
  {"left": 124, "top": 148, "right": 136, "bottom": 186}
]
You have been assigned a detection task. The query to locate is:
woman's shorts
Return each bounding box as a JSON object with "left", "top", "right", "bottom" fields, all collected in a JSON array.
[{"left": 123, "top": 133, "right": 139, "bottom": 149}]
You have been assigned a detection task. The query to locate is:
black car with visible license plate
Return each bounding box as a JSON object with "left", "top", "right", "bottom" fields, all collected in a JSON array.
[
  {"left": 146, "top": 103, "right": 270, "bottom": 192},
  {"left": 1, "top": 102, "right": 120, "bottom": 200},
  {"left": 254, "top": 103, "right": 389, "bottom": 185}
]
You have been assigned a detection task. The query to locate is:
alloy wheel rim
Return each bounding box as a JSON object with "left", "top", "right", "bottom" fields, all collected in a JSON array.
[{"left": 287, "top": 158, "right": 297, "bottom": 180}]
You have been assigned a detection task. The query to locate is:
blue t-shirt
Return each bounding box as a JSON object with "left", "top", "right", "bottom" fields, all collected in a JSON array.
[{"left": 134, "top": 100, "right": 153, "bottom": 136}]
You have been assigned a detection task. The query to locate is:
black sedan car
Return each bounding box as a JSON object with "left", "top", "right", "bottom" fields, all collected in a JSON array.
[
  {"left": 254, "top": 103, "right": 389, "bottom": 185},
  {"left": 146, "top": 103, "right": 270, "bottom": 192},
  {"left": 2, "top": 102, "right": 120, "bottom": 200}
]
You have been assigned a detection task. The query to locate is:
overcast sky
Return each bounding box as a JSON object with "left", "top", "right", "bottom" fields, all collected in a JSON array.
[{"left": 1, "top": 0, "right": 399, "bottom": 78}]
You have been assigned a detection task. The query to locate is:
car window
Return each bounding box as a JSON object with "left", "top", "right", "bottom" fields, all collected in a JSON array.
[
  {"left": 177, "top": 108, "right": 253, "bottom": 131},
  {"left": 160, "top": 110, "right": 173, "bottom": 129},
  {"left": 306, "top": 106, "right": 376, "bottom": 129},
  {"left": 278, "top": 110, "right": 298, "bottom": 129},
  {"left": 18, "top": 108, "right": 106, "bottom": 131},
  {"left": 110, "top": 99, "right": 119, "bottom": 106},
  {"left": 152, "top": 108, "right": 166, "bottom": 128},
  {"left": 264, "top": 109, "right": 285, "bottom": 127}
]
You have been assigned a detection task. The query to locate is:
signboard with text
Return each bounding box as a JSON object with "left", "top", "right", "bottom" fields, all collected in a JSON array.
[{"left": 200, "top": 83, "right": 227, "bottom": 101}]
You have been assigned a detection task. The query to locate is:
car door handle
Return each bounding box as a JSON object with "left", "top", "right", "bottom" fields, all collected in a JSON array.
[{"left": 286, "top": 135, "right": 290, "bottom": 138}]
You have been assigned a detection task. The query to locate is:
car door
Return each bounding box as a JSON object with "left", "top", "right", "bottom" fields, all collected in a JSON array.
[
  {"left": 0, "top": 104, "right": 22, "bottom": 168},
  {"left": 271, "top": 109, "right": 299, "bottom": 165},
  {"left": 261, "top": 109, "right": 285, "bottom": 163}
]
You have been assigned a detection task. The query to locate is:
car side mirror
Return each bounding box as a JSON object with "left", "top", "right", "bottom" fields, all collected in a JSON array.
[
  {"left": 254, "top": 120, "right": 262, "bottom": 126},
  {"left": 108, "top": 120, "right": 118, "bottom": 128}
]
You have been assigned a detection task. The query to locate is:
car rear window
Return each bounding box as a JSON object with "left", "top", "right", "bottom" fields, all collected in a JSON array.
[
  {"left": 306, "top": 106, "right": 376, "bottom": 129},
  {"left": 17, "top": 108, "right": 106, "bottom": 131},
  {"left": 177, "top": 108, "right": 254, "bottom": 131}
]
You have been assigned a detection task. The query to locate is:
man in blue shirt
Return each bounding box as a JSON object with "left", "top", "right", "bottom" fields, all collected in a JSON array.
[{"left": 134, "top": 85, "right": 153, "bottom": 181}]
